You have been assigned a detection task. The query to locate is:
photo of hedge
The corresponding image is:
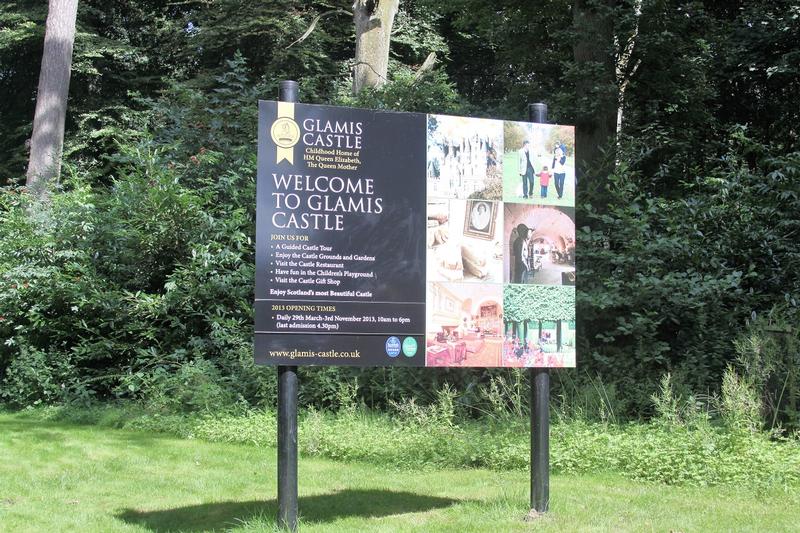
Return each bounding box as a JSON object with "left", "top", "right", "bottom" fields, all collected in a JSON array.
[{"left": 503, "top": 284, "right": 575, "bottom": 322}]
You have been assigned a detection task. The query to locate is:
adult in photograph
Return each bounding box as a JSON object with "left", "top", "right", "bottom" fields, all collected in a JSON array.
[
  {"left": 518, "top": 140, "right": 535, "bottom": 199},
  {"left": 470, "top": 201, "right": 491, "bottom": 231},
  {"left": 552, "top": 143, "right": 567, "bottom": 200},
  {"left": 487, "top": 145, "right": 497, "bottom": 170},
  {"left": 427, "top": 140, "right": 442, "bottom": 180},
  {"left": 512, "top": 223, "right": 530, "bottom": 283}
]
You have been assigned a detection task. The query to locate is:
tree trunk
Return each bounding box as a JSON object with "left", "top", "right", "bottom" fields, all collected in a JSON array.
[
  {"left": 352, "top": 0, "right": 399, "bottom": 94},
  {"left": 615, "top": 0, "right": 642, "bottom": 160},
  {"left": 25, "top": 0, "right": 79, "bottom": 196},
  {"left": 573, "top": 0, "right": 617, "bottom": 181}
]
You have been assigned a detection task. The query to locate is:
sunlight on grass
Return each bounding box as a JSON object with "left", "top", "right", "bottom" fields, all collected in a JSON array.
[{"left": 0, "top": 413, "right": 797, "bottom": 532}]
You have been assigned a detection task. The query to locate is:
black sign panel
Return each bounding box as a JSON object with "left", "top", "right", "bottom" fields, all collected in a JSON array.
[
  {"left": 256, "top": 101, "right": 427, "bottom": 366},
  {"left": 256, "top": 101, "right": 578, "bottom": 368}
]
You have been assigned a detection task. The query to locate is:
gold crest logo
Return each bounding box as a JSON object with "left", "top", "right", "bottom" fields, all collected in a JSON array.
[{"left": 270, "top": 102, "right": 300, "bottom": 163}]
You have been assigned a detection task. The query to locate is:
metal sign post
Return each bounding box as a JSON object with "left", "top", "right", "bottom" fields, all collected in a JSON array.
[
  {"left": 528, "top": 102, "right": 550, "bottom": 515},
  {"left": 276, "top": 80, "right": 299, "bottom": 532}
]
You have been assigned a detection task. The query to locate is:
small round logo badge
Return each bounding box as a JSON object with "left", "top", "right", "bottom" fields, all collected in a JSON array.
[
  {"left": 385, "top": 336, "right": 401, "bottom": 357},
  {"left": 270, "top": 117, "right": 300, "bottom": 148},
  {"left": 402, "top": 337, "right": 417, "bottom": 357}
]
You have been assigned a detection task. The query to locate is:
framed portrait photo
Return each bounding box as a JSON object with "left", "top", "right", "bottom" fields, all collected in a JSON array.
[{"left": 464, "top": 200, "right": 496, "bottom": 240}]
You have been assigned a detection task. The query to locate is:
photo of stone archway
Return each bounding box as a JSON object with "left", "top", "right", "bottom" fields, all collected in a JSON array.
[
  {"left": 503, "top": 204, "right": 575, "bottom": 286},
  {"left": 425, "top": 282, "right": 504, "bottom": 367}
]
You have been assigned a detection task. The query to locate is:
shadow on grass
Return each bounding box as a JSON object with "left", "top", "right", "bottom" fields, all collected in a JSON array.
[
  {"left": 0, "top": 420, "right": 178, "bottom": 456},
  {"left": 117, "top": 489, "right": 465, "bottom": 532},
  {"left": 0, "top": 419, "right": 176, "bottom": 447},
  {"left": 0, "top": 421, "right": 69, "bottom": 443}
]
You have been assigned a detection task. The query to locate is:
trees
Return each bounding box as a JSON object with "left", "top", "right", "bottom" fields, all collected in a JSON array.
[
  {"left": 352, "top": 0, "right": 400, "bottom": 93},
  {"left": 2, "top": 0, "right": 800, "bottom": 417},
  {"left": 572, "top": 0, "right": 617, "bottom": 179},
  {"left": 1, "top": 1, "right": 183, "bottom": 184},
  {"left": 432, "top": 0, "right": 573, "bottom": 119},
  {"left": 25, "top": 0, "right": 78, "bottom": 196},
  {"left": 504, "top": 285, "right": 576, "bottom": 323}
]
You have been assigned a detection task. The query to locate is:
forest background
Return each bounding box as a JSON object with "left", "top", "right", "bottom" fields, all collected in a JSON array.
[{"left": 1, "top": 0, "right": 799, "bottom": 436}]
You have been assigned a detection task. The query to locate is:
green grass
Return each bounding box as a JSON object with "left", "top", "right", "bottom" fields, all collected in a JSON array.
[{"left": 1, "top": 412, "right": 798, "bottom": 532}]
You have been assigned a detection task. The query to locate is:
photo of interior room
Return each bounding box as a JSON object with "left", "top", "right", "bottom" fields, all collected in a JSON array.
[
  {"left": 425, "top": 282, "right": 504, "bottom": 367},
  {"left": 503, "top": 204, "right": 575, "bottom": 286},
  {"left": 426, "top": 199, "right": 503, "bottom": 282}
]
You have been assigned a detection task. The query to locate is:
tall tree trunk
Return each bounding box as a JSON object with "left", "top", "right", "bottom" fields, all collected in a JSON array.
[
  {"left": 615, "top": 0, "right": 642, "bottom": 151},
  {"left": 26, "top": 0, "right": 79, "bottom": 196},
  {"left": 573, "top": 0, "right": 617, "bottom": 181},
  {"left": 352, "top": 0, "right": 399, "bottom": 94}
]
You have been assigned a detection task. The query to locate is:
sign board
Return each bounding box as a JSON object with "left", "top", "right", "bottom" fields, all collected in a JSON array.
[{"left": 256, "top": 101, "right": 576, "bottom": 368}]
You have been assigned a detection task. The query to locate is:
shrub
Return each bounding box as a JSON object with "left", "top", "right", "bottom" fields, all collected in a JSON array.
[
  {"left": 718, "top": 366, "right": 763, "bottom": 433},
  {"left": 0, "top": 346, "right": 75, "bottom": 405},
  {"left": 17, "top": 401, "right": 799, "bottom": 490},
  {"left": 734, "top": 309, "right": 800, "bottom": 430}
]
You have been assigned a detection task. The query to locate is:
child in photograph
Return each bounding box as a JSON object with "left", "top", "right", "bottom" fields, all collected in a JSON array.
[{"left": 538, "top": 165, "right": 551, "bottom": 198}]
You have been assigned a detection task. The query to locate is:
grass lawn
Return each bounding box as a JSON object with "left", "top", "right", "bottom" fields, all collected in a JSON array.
[{"left": 1, "top": 412, "right": 797, "bottom": 532}]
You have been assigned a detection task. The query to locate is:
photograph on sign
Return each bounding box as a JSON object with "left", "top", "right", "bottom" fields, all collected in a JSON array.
[
  {"left": 426, "top": 199, "right": 503, "bottom": 283},
  {"left": 503, "top": 205, "right": 575, "bottom": 286},
  {"left": 426, "top": 114, "right": 503, "bottom": 200},
  {"left": 255, "top": 101, "right": 575, "bottom": 368},
  {"left": 502, "top": 285, "right": 576, "bottom": 368},
  {"left": 425, "top": 282, "right": 504, "bottom": 367},
  {"left": 502, "top": 121, "right": 575, "bottom": 207}
]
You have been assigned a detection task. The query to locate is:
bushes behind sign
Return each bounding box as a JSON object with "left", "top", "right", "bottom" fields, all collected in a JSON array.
[{"left": 1, "top": 58, "right": 800, "bottom": 427}]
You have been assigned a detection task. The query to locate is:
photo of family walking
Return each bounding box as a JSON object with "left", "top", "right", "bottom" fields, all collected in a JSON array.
[
  {"left": 426, "top": 114, "right": 503, "bottom": 200},
  {"left": 503, "top": 204, "right": 575, "bottom": 286},
  {"left": 502, "top": 121, "right": 575, "bottom": 207}
]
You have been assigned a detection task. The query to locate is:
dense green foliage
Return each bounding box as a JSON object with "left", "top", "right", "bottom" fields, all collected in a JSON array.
[
  {"left": 579, "top": 135, "right": 800, "bottom": 415},
  {"left": 1, "top": 0, "right": 800, "bottom": 426},
  {"left": 16, "top": 399, "right": 800, "bottom": 490}
]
